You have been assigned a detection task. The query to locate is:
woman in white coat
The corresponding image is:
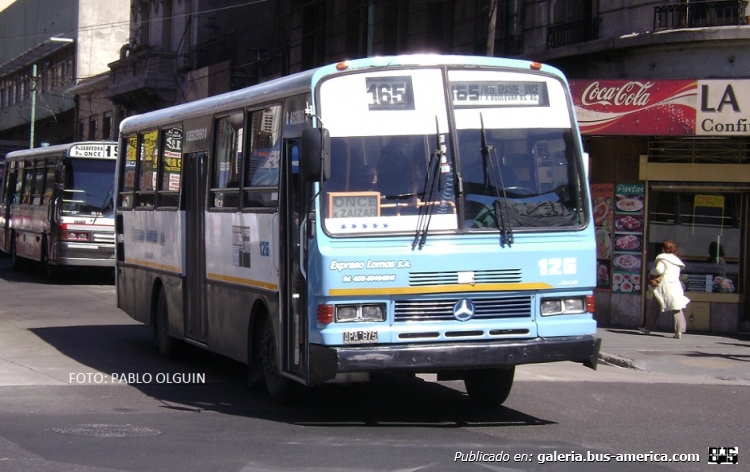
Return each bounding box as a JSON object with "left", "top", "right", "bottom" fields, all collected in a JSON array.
[{"left": 640, "top": 240, "right": 690, "bottom": 338}]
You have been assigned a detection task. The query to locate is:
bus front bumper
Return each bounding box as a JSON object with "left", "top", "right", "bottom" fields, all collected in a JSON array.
[{"left": 309, "top": 335, "right": 601, "bottom": 384}]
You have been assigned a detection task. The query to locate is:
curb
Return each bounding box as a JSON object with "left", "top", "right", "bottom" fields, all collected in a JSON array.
[{"left": 598, "top": 351, "right": 638, "bottom": 370}]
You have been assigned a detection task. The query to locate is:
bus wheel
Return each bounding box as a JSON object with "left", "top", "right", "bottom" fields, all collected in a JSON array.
[
  {"left": 246, "top": 317, "right": 264, "bottom": 390},
  {"left": 153, "top": 289, "right": 176, "bottom": 358},
  {"left": 261, "top": 315, "right": 290, "bottom": 403},
  {"left": 40, "top": 241, "right": 58, "bottom": 279},
  {"left": 10, "top": 236, "right": 24, "bottom": 271},
  {"left": 463, "top": 367, "right": 515, "bottom": 408}
]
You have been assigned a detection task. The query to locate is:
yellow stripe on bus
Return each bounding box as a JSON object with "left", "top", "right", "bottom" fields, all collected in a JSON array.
[
  {"left": 125, "top": 258, "right": 181, "bottom": 273},
  {"left": 123, "top": 260, "right": 278, "bottom": 291},
  {"left": 328, "top": 282, "right": 555, "bottom": 296},
  {"left": 207, "top": 273, "right": 279, "bottom": 291}
]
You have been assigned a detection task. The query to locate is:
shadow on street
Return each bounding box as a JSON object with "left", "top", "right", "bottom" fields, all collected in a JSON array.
[
  {"left": 30, "top": 323, "right": 553, "bottom": 429},
  {"left": 0, "top": 253, "right": 552, "bottom": 428}
]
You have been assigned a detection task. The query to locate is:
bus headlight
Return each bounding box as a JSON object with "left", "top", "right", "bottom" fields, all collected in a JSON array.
[
  {"left": 335, "top": 304, "right": 386, "bottom": 322},
  {"left": 336, "top": 305, "right": 358, "bottom": 322},
  {"left": 541, "top": 297, "right": 586, "bottom": 316},
  {"left": 361, "top": 304, "right": 385, "bottom": 321},
  {"left": 59, "top": 230, "right": 91, "bottom": 241}
]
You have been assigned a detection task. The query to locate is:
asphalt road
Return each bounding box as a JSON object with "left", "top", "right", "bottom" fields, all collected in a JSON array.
[{"left": 0, "top": 256, "right": 746, "bottom": 471}]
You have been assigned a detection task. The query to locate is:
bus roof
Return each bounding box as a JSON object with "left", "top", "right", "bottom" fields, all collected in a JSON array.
[
  {"left": 311, "top": 54, "right": 564, "bottom": 82},
  {"left": 119, "top": 68, "right": 317, "bottom": 135},
  {"left": 5, "top": 141, "right": 117, "bottom": 160},
  {"left": 119, "top": 54, "right": 564, "bottom": 136}
]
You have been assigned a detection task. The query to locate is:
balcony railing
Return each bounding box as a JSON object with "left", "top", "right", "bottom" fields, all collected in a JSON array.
[
  {"left": 654, "top": 0, "right": 748, "bottom": 32},
  {"left": 106, "top": 48, "right": 178, "bottom": 107},
  {"left": 547, "top": 18, "right": 600, "bottom": 49}
]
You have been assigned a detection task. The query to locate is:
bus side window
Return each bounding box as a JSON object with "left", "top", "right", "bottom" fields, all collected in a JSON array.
[
  {"left": 4, "top": 169, "right": 17, "bottom": 204},
  {"left": 119, "top": 134, "right": 138, "bottom": 209},
  {"left": 14, "top": 163, "right": 24, "bottom": 204},
  {"left": 22, "top": 163, "right": 34, "bottom": 205},
  {"left": 136, "top": 129, "right": 158, "bottom": 208},
  {"left": 0, "top": 164, "right": 8, "bottom": 205},
  {"left": 211, "top": 113, "right": 243, "bottom": 209},
  {"left": 33, "top": 160, "right": 45, "bottom": 205},
  {"left": 158, "top": 126, "right": 182, "bottom": 208},
  {"left": 44, "top": 164, "right": 55, "bottom": 199},
  {"left": 243, "top": 105, "right": 281, "bottom": 208}
]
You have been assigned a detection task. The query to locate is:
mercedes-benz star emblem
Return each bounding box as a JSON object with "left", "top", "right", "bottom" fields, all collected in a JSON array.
[{"left": 453, "top": 299, "right": 475, "bottom": 322}]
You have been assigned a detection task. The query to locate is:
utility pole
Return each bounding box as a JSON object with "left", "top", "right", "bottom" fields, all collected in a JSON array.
[
  {"left": 29, "top": 37, "right": 74, "bottom": 149},
  {"left": 29, "top": 63, "right": 36, "bottom": 149},
  {"left": 367, "top": 0, "right": 374, "bottom": 57},
  {"left": 486, "top": 0, "right": 498, "bottom": 57}
]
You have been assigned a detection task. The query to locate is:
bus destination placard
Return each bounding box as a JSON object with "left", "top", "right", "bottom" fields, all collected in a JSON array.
[
  {"left": 366, "top": 76, "right": 415, "bottom": 111},
  {"left": 328, "top": 192, "right": 380, "bottom": 218},
  {"left": 69, "top": 144, "right": 117, "bottom": 158},
  {"left": 451, "top": 81, "right": 548, "bottom": 107}
]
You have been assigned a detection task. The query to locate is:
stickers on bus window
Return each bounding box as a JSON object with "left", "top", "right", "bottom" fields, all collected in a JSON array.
[
  {"left": 366, "top": 76, "right": 415, "bottom": 111},
  {"left": 450, "top": 81, "right": 548, "bottom": 107}
]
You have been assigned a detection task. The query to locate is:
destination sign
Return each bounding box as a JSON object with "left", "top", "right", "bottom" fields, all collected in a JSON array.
[
  {"left": 451, "top": 81, "right": 548, "bottom": 107},
  {"left": 69, "top": 144, "right": 118, "bottom": 158},
  {"left": 366, "top": 76, "right": 415, "bottom": 111},
  {"left": 328, "top": 192, "right": 380, "bottom": 218}
]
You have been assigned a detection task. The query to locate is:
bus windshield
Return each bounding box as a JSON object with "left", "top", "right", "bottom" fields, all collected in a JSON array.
[
  {"left": 319, "top": 67, "right": 585, "bottom": 236},
  {"left": 62, "top": 158, "right": 116, "bottom": 216}
]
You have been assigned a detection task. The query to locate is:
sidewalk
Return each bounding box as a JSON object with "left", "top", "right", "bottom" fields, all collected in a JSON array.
[{"left": 596, "top": 327, "right": 750, "bottom": 384}]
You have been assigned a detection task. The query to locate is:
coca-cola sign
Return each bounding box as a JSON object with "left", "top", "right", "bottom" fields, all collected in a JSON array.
[
  {"left": 570, "top": 80, "right": 697, "bottom": 136},
  {"left": 581, "top": 81, "right": 654, "bottom": 107}
]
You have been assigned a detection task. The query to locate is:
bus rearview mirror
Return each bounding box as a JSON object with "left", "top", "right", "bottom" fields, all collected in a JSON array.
[{"left": 301, "top": 127, "right": 330, "bottom": 182}]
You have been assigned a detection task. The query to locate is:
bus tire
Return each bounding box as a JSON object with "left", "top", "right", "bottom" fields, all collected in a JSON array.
[
  {"left": 261, "top": 315, "right": 291, "bottom": 403},
  {"left": 246, "top": 315, "right": 265, "bottom": 390},
  {"left": 153, "top": 288, "right": 176, "bottom": 358},
  {"left": 10, "top": 235, "right": 24, "bottom": 271},
  {"left": 463, "top": 366, "right": 515, "bottom": 408},
  {"left": 40, "top": 239, "right": 58, "bottom": 280}
]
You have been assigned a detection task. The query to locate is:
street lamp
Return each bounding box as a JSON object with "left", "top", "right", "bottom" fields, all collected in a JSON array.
[{"left": 29, "top": 37, "right": 74, "bottom": 149}]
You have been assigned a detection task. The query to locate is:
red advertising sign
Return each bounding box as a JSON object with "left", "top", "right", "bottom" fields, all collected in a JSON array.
[{"left": 570, "top": 80, "right": 698, "bottom": 135}]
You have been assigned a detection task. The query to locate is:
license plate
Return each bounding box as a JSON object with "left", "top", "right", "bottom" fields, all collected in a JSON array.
[{"left": 343, "top": 330, "right": 378, "bottom": 344}]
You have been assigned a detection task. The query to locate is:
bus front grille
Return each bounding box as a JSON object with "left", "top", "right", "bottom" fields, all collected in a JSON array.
[
  {"left": 92, "top": 232, "right": 115, "bottom": 243},
  {"left": 394, "top": 295, "right": 532, "bottom": 322},
  {"left": 408, "top": 269, "right": 522, "bottom": 286}
]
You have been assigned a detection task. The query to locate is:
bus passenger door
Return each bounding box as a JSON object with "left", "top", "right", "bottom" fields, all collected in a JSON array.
[
  {"left": 183, "top": 151, "right": 209, "bottom": 343},
  {"left": 280, "top": 140, "right": 307, "bottom": 380},
  {"left": 0, "top": 170, "right": 15, "bottom": 253}
]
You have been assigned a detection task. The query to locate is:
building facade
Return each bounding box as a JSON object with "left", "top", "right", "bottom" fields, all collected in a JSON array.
[
  {"left": 106, "top": 0, "right": 289, "bottom": 120},
  {"left": 0, "top": 0, "right": 129, "bottom": 146},
  {"left": 283, "top": 0, "right": 750, "bottom": 335},
  {"left": 521, "top": 0, "right": 750, "bottom": 334},
  {"left": 6, "top": 0, "right": 747, "bottom": 333},
  {"left": 106, "top": 0, "right": 750, "bottom": 335}
]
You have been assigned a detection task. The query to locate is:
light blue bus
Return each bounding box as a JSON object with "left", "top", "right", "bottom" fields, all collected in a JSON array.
[{"left": 115, "top": 54, "right": 600, "bottom": 406}]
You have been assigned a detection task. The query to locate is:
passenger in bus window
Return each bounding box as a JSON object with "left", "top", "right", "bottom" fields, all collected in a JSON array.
[
  {"left": 352, "top": 165, "right": 378, "bottom": 191},
  {"left": 327, "top": 139, "right": 360, "bottom": 193},
  {"left": 377, "top": 137, "right": 426, "bottom": 198}
]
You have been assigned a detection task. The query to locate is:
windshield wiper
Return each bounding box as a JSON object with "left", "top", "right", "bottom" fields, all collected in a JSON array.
[
  {"left": 382, "top": 193, "right": 416, "bottom": 200},
  {"left": 412, "top": 119, "right": 444, "bottom": 250},
  {"left": 480, "top": 114, "right": 513, "bottom": 247},
  {"left": 93, "top": 184, "right": 114, "bottom": 224}
]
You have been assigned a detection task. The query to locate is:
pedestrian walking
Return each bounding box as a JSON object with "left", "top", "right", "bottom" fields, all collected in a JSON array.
[{"left": 640, "top": 239, "right": 690, "bottom": 338}]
